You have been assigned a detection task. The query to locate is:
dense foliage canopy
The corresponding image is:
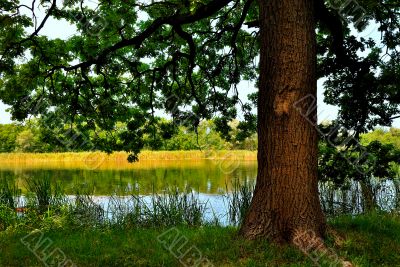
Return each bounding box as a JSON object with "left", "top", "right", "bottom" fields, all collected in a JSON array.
[{"left": 0, "top": 0, "right": 399, "bottom": 161}]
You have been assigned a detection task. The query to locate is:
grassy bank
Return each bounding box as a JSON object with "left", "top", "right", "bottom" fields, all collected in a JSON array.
[
  {"left": 0, "top": 150, "right": 257, "bottom": 161},
  {"left": 0, "top": 213, "right": 399, "bottom": 266},
  {"left": 0, "top": 151, "right": 257, "bottom": 172},
  {"left": 0, "top": 151, "right": 257, "bottom": 170}
]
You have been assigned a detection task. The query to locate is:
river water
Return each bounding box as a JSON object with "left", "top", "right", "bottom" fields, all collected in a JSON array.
[{"left": 1, "top": 159, "right": 399, "bottom": 222}]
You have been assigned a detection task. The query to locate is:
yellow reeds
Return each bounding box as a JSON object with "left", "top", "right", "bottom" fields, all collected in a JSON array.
[{"left": 0, "top": 150, "right": 257, "bottom": 170}]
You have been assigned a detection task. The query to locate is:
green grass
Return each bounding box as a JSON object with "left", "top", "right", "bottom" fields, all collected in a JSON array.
[
  {"left": 0, "top": 227, "right": 312, "bottom": 267},
  {"left": 1, "top": 213, "right": 400, "bottom": 266},
  {"left": 329, "top": 212, "right": 400, "bottom": 266}
]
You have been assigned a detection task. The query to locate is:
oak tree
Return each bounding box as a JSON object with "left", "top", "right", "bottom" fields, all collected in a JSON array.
[{"left": 0, "top": 0, "right": 399, "bottom": 244}]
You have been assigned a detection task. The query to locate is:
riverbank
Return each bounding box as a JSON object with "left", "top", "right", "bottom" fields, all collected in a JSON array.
[
  {"left": 0, "top": 151, "right": 257, "bottom": 170},
  {"left": 1, "top": 213, "right": 399, "bottom": 266},
  {"left": 0, "top": 151, "right": 257, "bottom": 161}
]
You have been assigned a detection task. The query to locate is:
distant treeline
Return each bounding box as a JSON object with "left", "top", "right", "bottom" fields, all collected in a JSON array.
[
  {"left": 0, "top": 119, "right": 399, "bottom": 154},
  {"left": 0, "top": 119, "right": 257, "bottom": 153}
]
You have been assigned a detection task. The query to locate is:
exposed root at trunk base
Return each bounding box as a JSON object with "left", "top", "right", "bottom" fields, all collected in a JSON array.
[{"left": 292, "top": 229, "right": 354, "bottom": 267}]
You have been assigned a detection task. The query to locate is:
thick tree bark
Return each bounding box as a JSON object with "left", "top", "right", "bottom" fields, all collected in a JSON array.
[
  {"left": 360, "top": 180, "right": 376, "bottom": 212},
  {"left": 394, "top": 179, "right": 400, "bottom": 210},
  {"left": 240, "top": 0, "right": 326, "bottom": 243}
]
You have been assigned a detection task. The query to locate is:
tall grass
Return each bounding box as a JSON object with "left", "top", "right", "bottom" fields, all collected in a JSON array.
[
  {"left": 0, "top": 179, "right": 20, "bottom": 209},
  {"left": 0, "top": 177, "right": 210, "bottom": 231},
  {"left": 149, "top": 187, "right": 206, "bottom": 226},
  {"left": 107, "top": 187, "right": 208, "bottom": 228},
  {"left": 72, "top": 194, "right": 105, "bottom": 227},
  {"left": 25, "top": 176, "right": 67, "bottom": 212},
  {"left": 224, "top": 179, "right": 255, "bottom": 226}
]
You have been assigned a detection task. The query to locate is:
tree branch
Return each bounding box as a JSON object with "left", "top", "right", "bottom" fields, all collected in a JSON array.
[
  {"left": 48, "top": 0, "right": 233, "bottom": 74},
  {"left": 315, "top": 0, "right": 347, "bottom": 65}
]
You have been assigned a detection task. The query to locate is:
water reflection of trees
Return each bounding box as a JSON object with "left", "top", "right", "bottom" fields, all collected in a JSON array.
[{"left": 0, "top": 161, "right": 258, "bottom": 195}]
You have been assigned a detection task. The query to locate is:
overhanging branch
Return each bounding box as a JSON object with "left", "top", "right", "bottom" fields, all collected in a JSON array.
[
  {"left": 315, "top": 0, "right": 347, "bottom": 65},
  {"left": 48, "top": 0, "right": 233, "bottom": 74}
]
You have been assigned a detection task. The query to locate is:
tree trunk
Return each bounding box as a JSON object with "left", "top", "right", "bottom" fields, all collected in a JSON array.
[
  {"left": 360, "top": 180, "right": 376, "bottom": 212},
  {"left": 394, "top": 178, "right": 400, "bottom": 210},
  {"left": 239, "top": 0, "right": 326, "bottom": 243}
]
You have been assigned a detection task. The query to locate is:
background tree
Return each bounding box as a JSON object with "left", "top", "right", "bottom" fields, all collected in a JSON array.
[
  {"left": 0, "top": 124, "right": 24, "bottom": 152},
  {"left": 15, "top": 129, "right": 40, "bottom": 152},
  {"left": 361, "top": 127, "right": 400, "bottom": 149},
  {"left": 318, "top": 122, "right": 400, "bottom": 212},
  {"left": 0, "top": 0, "right": 399, "bottom": 246}
]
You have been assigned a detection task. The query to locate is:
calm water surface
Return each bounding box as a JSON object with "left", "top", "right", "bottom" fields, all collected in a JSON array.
[{"left": 0, "top": 159, "right": 257, "bottom": 195}]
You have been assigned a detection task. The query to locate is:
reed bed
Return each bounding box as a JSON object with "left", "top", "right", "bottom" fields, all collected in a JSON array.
[
  {"left": 0, "top": 151, "right": 257, "bottom": 170},
  {"left": 0, "top": 150, "right": 256, "bottom": 162},
  {"left": 0, "top": 179, "right": 21, "bottom": 209},
  {"left": 224, "top": 179, "right": 255, "bottom": 226},
  {"left": 0, "top": 176, "right": 215, "bottom": 230}
]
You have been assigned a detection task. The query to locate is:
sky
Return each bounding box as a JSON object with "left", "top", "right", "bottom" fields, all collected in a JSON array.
[{"left": 0, "top": 1, "right": 399, "bottom": 128}]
